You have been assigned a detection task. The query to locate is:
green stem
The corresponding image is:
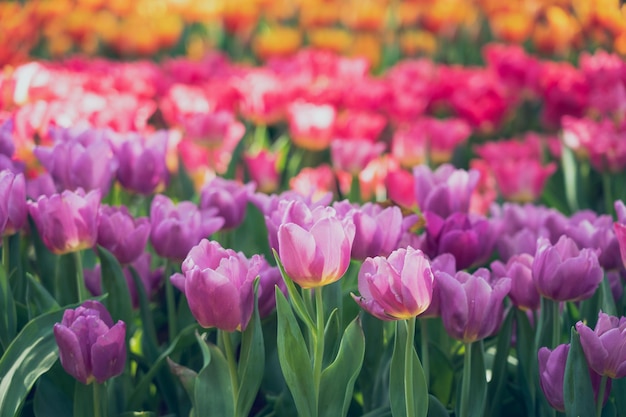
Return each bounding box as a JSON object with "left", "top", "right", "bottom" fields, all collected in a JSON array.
[
  {"left": 164, "top": 260, "right": 177, "bottom": 343},
  {"left": 2, "top": 235, "right": 9, "bottom": 277},
  {"left": 602, "top": 172, "right": 615, "bottom": 217},
  {"left": 222, "top": 330, "right": 240, "bottom": 414},
  {"left": 460, "top": 342, "right": 473, "bottom": 417},
  {"left": 405, "top": 317, "right": 417, "bottom": 417},
  {"left": 93, "top": 382, "right": 103, "bottom": 417},
  {"left": 596, "top": 375, "right": 608, "bottom": 417},
  {"left": 313, "top": 287, "right": 325, "bottom": 410},
  {"left": 420, "top": 318, "right": 430, "bottom": 385},
  {"left": 73, "top": 251, "right": 88, "bottom": 302},
  {"left": 551, "top": 300, "right": 560, "bottom": 349},
  {"left": 348, "top": 173, "right": 361, "bottom": 203}
]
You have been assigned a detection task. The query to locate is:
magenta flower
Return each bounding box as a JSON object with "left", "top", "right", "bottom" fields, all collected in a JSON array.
[
  {"left": 277, "top": 202, "right": 355, "bottom": 289},
  {"left": 114, "top": 131, "right": 170, "bottom": 195},
  {"left": 0, "top": 170, "right": 26, "bottom": 236},
  {"left": 53, "top": 300, "right": 126, "bottom": 384},
  {"left": 199, "top": 177, "right": 255, "bottom": 230},
  {"left": 330, "top": 138, "right": 385, "bottom": 175},
  {"left": 353, "top": 246, "right": 434, "bottom": 321},
  {"left": 349, "top": 203, "right": 405, "bottom": 261},
  {"left": 413, "top": 164, "right": 480, "bottom": 218},
  {"left": 576, "top": 312, "right": 626, "bottom": 379},
  {"left": 171, "top": 239, "right": 263, "bottom": 331},
  {"left": 538, "top": 344, "right": 569, "bottom": 412},
  {"left": 286, "top": 100, "right": 336, "bottom": 151},
  {"left": 436, "top": 269, "right": 511, "bottom": 343},
  {"left": 97, "top": 205, "right": 150, "bottom": 265},
  {"left": 28, "top": 188, "right": 101, "bottom": 255},
  {"left": 257, "top": 259, "right": 287, "bottom": 318},
  {"left": 532, "top": 236, "right": 603, "bottom": 302},
  {"left": 149, "top": 195, "right": 224, "bottom": 262},
  {"left": 491, "top": 254, "right": 540, "bottom": 311}
]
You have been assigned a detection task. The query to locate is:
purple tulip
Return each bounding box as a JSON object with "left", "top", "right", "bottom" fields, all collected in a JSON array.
[
  {"left": 353, "top": 246, "right": 434, "bottom": 320},
  {"left": 348, "top": 203, "right": 405, "bottom": 261},
  {"left": 34, "top": 133, "right": 118, "bottom": 196},
  {"left": 421, "top": 253, "right": 457, "bottom": 318},
  {"left": 85, "top": 253, "right": 163, "bottom": 308},
  {"left": 413, "top": 163, "right": 479, "bottom": 217},
  {"left": 53, "top": 300, "right": 126, "bottom": 384},
  {"left": 0, "top": 118, "right": 15, "bottom": 158},
  {"left": 576, "top": 312, "right": 626, "bottom": 378},
  {"left": 199, "top": 177, "right": 255, "bottom": 230},
  {"left": 422, "top": 211, "right": 498, "bottom": 270},
  {"left": 491, "top": 253, "right": 540, "bottom": 311},
  {"left": 532, "top": 236, "right": 603, "bottom": 302},
  {"left": 539, "top": 343, "right": 610, "bottom": 412},
  {"left": 28, "top": 188, "right": 101, "bottom": 255},
  {"left": 171, "top": 239, "right": 263, "bottom": 331},
  {"left": 0, "top": 170, "right": 26, "bottom": 236},
  {"left": 566, "top": 211, "right": 621, "bottom": 270},
  {"left": 114, "top": 131, "right": 169, "bottom": 195},
  {"left": 277, "top": 202, "right": 355, "bottom": 289},
  {"left": 97, "top": 205, "right": 150, "bottom": 265},
  {"left": 26, "top": 172, "right": 57, "bottom": 200},
  {"left": 436, "top": 269, "right": 511, "bottom": 343},
  {"left": 257, "top": 260, "right": 287, "bottom": 318},
  {"left": 149, "top": 194, "right": 224, "bottom": 262}
]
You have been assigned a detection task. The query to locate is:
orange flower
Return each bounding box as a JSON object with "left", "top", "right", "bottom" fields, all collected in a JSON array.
[
  {"left": 253, "top": 26, "right": 302, "bottom": 61},
  {"left": 307, "top": 27, "right": 352, "bottom": 54},
  {"left": 489, "top": 12, "right": 533, "bottom": 43}
]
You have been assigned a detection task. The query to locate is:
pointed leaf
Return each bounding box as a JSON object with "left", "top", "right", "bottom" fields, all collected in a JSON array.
[
  {"left": 236, "top": 293, "right": 265, "bottom": 417},
  {"left": 0, "top": 266, "right": 16, "bottom": 351},
  {"left": 98, "top": 246, "right": 133, "bottom": 326},
  {"left": 275, "top": 288, "right": 316, "bottom": 417},
  {"left": 194, "top": 344, "right": 235, "bottom": 417},
  {"left": 167, "top": 357, "right": 197, "bottom": 401},
  {"left": 564, "top": 328, "right": 596, "bottom": 417},
  {"left": 26, "top": 273, "right": 59, "bottom": 319},
  {"left": 465, "top": 341, "right": 487, "bottom": 417},
  {"left": 273, "top": 249, "right": 315, "bottom": 329},
  {"left": 319, "top": 317, "right": 365, "bottom": 417},
  {"left": 487, "top": 309, "right": 514, "bottom": 417}
]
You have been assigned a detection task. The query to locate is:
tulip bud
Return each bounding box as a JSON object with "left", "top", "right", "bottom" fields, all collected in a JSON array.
[
  {"left": 0, "top": 170, "right": 26, "bottom": 236},
  {"left": 97, "top": 205, "right": 150, "bottom": 265},
  {"left": 576, "top": 312, "right": 626, "bottom": 379},
  {"left": 54, "top": 300, "right": 126, "bottom": 384}
]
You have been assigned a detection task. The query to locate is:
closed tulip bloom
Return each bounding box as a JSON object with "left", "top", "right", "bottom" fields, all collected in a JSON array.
[
  {"left": 0, "top": 170, "right": 26, "bottom": 236},
  {"left": 353, "top": 246, "right": 434, "bottom": 320},
  {"left": 97, "top": 205, "right": 150, "bottom": 265},
  {"left": 115, "top": 131, "right": 169, "bottom": 195},
  {"left": 171, "top": 239, "right": 263, "bottom": 331},
  {"left": 538, "top": 344, "right": 569, "bottom": 412},
  {"left": 491, "top": 253, "right": 540, "bottom": 311},
  {"left": 414, "top": 164, "right": 480, "bottom": 218},
  {"left": 199, "top": 177, "right": 255, "bottom": 230},
  {"left": 277, "top": 202, "right": 355, "bottom": 289},
  {"left": 532, "top": 236, "right": 603, "bottom": 302},
  {"left": 436, "top": 269, "right": 511, "bottom": 343},
  {"left": 576, "top": 312, "right": 626, "bottom": 378},
  {"left": 53, "top": 300, "right": 126, "bottom": 384},
  {"left": 28, "top": 189, "right": 101, "bottom": 255},
  {"left": 350, "top": 203, "right": 404, "bottom": 261},
  {"left": 150, "top": 195, "right": 225, "bottom": 262}
]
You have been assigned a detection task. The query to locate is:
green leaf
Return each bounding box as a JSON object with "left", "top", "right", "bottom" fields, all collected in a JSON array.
[
  {"left": 564, "top": 328, "right": 596, "bottom": 417},
  {"left": 26, "top": 273, "right": 59, "bottom": 319},
  {"left": 194, "top": 344, "right": 235, "bottom": 417},
  {"left": 600, "top": 275, "right": 617, "bottom": 318},
  {"left": 427, "top": 394, "right": 449, "bottom": 417},
  {"left": 0, "top": 306, "right": 70, "bottom": 417},
  {"left": 358, "top": 312, "right": 386, "bottom": 412},
  {"left": 98, "top": 246, "right": 133, "bottom": 326},
  {"left": 464, "top": 341, "right": 487, "bottom": 417},
  {"left": 514, "top": 309, "right": 536, "bottom": 416},
  {"left": 272, "top": 249, "right": 315, "bottom": 329},
  {"left": 195, "top": 331, "right": 212, "bottom": 368},
  {"left": 0, "top": 266, "right": 16, "bottom": 351},
  {"left": 275, "top": 288, "right": 316, "bottom": 417},
  {"left": 118, "top": 413, "right": 157, "bottom": 417},
  {"left": 612, "top": 377, "right": 626, "bottom": 417},
  {"left": 486, "top": 309, "right": 514, "bottom": 417},
  {"left": 237, "top": 295, "right": 265, "bottom": 417},
  {"left": 73, "top": 381, "right": 106, "bottom": 417},
  {"left": 167, "top": 357, "right": 197, "bottom": 401},
  {"left": 33, "top": 362, "right": 74, "bottom": 417},
  {"left": 28, "top": 216, "right": 57, "bottom": 297},
  {"left": 361, "top": 406, "right": 392, "bottom": 417},
  {"left": 319, "top": 317, "right": 365, "bottom": 417},
  {"left": 389, "top": 320, "right": 428, "bottom": 417}
]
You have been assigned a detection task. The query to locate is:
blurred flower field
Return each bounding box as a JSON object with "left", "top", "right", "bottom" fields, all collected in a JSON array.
[{"left": 2, "top": 1, "right": 626, "bottom": 417}]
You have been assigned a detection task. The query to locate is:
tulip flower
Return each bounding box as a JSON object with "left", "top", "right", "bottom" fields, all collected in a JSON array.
[
  {"left": 436, "top": 269, "right": 511, "bottom": 343},
  {"left": 491, "top": 253, "right": 540, "bottom": 311},
  {"left": 199, "top": 177, "right": 255, "bottom": 230},
  {"left": 53, "top": 300, "right": 126, "bottom": 384},
  {"left": 97, "top": 205, "right": 150, "bottom": 265},
  {"left": 352, "top": 246, "right": 434, "bottom": 320},
  {"left": 532, "top": 236, "right": 603, "bottom": 302},
  {"left": 413, "top": 164, "right": 480, "bottom": 218},
  {"left": 576, "top": 312, "right": 626, "bottom": 379},
  {"left": 0, "top": 170, "right": 26, "bottom": 236},
  {"left": 538, "top": 344, "right": 570, "bottom": 412},
  {"left": 243, "top": 149, "right": 281, "bottom": 194},
  {"left": 114, "top": 131, "right": 170, "bottom": 195},
  {"left": 171, "top": 239, "right": 263, "bottom": 331},
  {"left": 277, "top": 201, "right": 355, "bottom": 289},
  {"left": 149, "top": 195, "right": 224, "bottom": 262},
  {"left": 28, "top": 188, "right": 101, "bottom": 255},
  {"left": 286, "top": 100, "right": 336, "bottom": 151},
  {"left": 348, "top": 203, "right": 405, "bottom": 261}
]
